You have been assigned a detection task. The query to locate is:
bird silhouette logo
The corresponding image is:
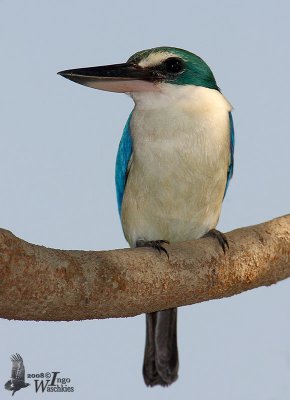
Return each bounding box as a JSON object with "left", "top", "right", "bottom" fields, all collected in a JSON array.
[{"left": 4, "top": 354, "right": 30, "bottom": 396}]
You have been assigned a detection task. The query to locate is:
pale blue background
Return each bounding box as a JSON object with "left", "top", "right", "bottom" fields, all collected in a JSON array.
[{"left": 1, "top": 1, "right": 290, "bottom": 399}]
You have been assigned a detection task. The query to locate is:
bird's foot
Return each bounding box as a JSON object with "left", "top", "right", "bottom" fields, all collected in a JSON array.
[
  {"left": 136, "top": 239, "right": 170, "bottom": 258},
  {"left": 203, "top": 229, "right": 229, "bottom": 253}
]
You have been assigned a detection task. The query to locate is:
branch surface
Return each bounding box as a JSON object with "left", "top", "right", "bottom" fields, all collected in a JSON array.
[{"left": 0, "top": 215, "right": 289, "bottom": 321}]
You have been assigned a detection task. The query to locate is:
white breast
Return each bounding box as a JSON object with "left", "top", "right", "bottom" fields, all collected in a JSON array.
[{"left": 121, "top": 84, "right": 232, "bottom": 247}]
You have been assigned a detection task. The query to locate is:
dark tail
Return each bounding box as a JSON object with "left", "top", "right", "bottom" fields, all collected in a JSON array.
[{"left": 143, "top": 308, "right": 179, "bottom": 387}]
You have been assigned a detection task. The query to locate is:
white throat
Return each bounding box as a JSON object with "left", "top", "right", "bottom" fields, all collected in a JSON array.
[{"left": 130, "top": 83, "right": 232, "bottom": 113}]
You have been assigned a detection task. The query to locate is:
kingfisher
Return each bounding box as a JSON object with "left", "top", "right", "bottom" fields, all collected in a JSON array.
[{"left": 58, "top": 46, "right": 235, "bottom": 387}]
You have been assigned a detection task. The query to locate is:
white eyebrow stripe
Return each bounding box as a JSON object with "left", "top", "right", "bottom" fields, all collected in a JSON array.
[{"left": 138, "top": 52, "right": 174, "bottom": 68}]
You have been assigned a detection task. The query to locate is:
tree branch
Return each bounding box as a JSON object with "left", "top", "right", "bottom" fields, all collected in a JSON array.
[{"left": 0, "top": 215, "right": 289, "bottom": 321}]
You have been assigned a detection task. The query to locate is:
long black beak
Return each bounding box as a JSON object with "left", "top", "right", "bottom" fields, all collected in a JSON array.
[{"left": 58, "top": 63, "right": 158, "bottom": 93}]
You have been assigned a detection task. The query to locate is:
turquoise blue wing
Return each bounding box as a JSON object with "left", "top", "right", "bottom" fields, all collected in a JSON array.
[
  {"left": 115, "top": 113, "right": 133, "bottom": 216},
  {"left": 224, "top": 111, "right": 235, "bottom": 197}
]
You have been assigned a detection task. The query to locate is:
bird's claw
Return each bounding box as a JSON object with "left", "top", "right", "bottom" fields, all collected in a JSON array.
[
  {"left": 204, "top": 229, "right": 229, "bottom": 253},
  {"left": 136, "top": 239, "right": 170, "bottom": 258}
]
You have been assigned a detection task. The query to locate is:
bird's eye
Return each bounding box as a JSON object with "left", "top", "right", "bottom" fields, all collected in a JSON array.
[{"left": 163, "top": 57, "right": 184, "bottom": 74}]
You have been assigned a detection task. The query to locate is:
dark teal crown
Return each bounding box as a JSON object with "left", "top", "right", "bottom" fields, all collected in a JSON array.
[{"left": 128, "top": 46, "right": 219, "bottom": 90}]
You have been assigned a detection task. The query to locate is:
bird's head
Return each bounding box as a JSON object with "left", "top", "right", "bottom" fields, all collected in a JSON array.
[{"left": 58, "top": 47, "right": 219, "bottom": 98}]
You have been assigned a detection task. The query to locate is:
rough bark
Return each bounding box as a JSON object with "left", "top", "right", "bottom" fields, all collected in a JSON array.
[{"left": 0, "top": 215, "right": 289, "bottom": 321}]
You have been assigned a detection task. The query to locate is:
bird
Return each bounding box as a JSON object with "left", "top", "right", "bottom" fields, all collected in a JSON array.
[
  {"left": 5, "top": 353, "right": 30, "bottom": 395},
  {"left": 58, "top": 46, "right": 235, "bottom": 387}
]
